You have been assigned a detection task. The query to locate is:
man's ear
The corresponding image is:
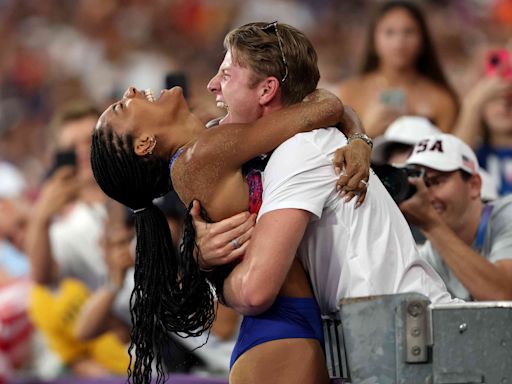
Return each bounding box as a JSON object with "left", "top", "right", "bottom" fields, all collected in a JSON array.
[
  {"left": 134, "top": 134, "right": 157, "bottom": 157},
  {"left": 258, "top": 77, "right": 280, "bottom": 106},
  {"left": 469, "top": 173, "right": 483, "bottom": 200}
]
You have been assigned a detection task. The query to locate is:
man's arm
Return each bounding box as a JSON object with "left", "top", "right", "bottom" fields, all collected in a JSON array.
[
  {"left": 400, "top": 178, "right": 512, "bottom": 300},
  {"left": 25, "top": 167, "right": 79, "bottom": 285},
  {"left": 222, "top": 209, "right": 310, "bottom": 315}
]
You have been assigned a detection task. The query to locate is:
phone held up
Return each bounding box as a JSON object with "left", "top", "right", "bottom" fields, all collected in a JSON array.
[
  {"left": 379, "top": 88, "right": 406, "bottom": 111},
  {"left": 485, "top": 49, "right": 512, "bottom": 80},
  {"left": 45, "top": 150, "right": 77, "bottom": 180}
]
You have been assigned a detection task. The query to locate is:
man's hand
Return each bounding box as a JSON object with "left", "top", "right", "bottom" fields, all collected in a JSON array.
[
  {"left": 34, "top": 167, "right": 80, "bottom": 221},
  {"left": 190, "top": 201, "right": 256, "bottom": 269},
  {"left": 399, "top": 177, "right": 441, "bottom": 231}
]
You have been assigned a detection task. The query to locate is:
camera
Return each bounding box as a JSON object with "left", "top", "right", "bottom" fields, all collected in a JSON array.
[{"left": 372, "top": 164, "right": 424, "bottom": 204}]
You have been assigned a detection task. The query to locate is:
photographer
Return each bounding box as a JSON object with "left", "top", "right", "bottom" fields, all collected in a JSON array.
[{"left": 399, "top": 133, "right": 512, "bottom": 301}]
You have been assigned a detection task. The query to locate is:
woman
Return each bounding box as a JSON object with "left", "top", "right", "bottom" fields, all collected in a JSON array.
[
  {"left": 91, "top": 86, "right": 369, "bottom": 383},
  {"left": 338, "top": 0, "right": 458, "bottom": 137},
  {"left": 454, "top": 73, "right": 512, "bottom": 195}
]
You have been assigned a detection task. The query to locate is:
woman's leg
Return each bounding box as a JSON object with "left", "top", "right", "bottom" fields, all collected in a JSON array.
[{"left": 230, "top": 338, "right": 329, "bottom": 384}]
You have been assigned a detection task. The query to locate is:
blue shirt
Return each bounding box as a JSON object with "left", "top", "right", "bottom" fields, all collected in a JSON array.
[{"left": 476, "top": 144, "right": 512, "bottom": 196}]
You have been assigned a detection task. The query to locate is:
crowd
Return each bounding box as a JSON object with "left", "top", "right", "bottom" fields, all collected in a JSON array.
[{"left": 0, "top": 0, "right": 511, "bottom": 382}]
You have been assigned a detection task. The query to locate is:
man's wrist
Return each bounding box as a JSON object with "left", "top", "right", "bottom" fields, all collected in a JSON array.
[
  {"left": 347, "top": 133, "right": 373, "bottom": 150},
  {"left": 103, "top": 277, "right": 123, "bottom": 294}
]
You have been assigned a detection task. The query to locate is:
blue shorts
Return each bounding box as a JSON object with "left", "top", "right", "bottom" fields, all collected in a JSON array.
[{"left": 230, "top": 296, "right": 324, "bottom": 369}]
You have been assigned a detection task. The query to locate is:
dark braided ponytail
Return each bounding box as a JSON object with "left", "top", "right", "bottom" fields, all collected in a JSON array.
[{"left": 91, "top": 125, "right": 215, "bottom": 384}]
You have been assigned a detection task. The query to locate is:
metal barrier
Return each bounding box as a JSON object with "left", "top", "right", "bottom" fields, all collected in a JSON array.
[{"left": 323, "top": 293, "right": 512, "bottom": 383}]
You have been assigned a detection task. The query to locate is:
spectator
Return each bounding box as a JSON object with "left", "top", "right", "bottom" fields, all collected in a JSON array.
[
  {"left": 24, "top": 102, "right": 132, "bottom": 377},
  {"left": 454, "top": 71, "right": 512, "bottom": 196},
  {"left": 400, "top": 133, "right": 512, "bottom": 301},
  {"left": 372, "top": 115, "right": 440, "bottom": 165},
  {"left": 337, "top": 0, "right": 458, "bottom": 137}
]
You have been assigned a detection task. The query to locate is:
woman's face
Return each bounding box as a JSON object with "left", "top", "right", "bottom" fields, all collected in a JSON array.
[
  {"left": 98, "top": 87, "right": 185, "bottom": 139},
  {"left": 483, "top": 96, "right": 512, "bottom": 135},
  {"left": 374, "top": 8, "right": 423, "bottom": 70}
]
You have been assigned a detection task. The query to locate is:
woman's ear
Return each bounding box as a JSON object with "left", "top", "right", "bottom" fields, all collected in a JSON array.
[
  {"left": 258, "top": 77, "right": 281, "bottom": 106},
  {"left": 134, "top": 135, "right": 157, "bottom": 157}
]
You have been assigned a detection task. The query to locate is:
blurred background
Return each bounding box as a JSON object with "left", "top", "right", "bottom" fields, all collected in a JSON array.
[{"left": 0, "top": 0, "right": 511, "bottom": 185}]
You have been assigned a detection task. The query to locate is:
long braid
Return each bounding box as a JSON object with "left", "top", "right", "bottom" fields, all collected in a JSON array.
[{"left": 91, "top": 126, "right": 215, "bottom": 384}]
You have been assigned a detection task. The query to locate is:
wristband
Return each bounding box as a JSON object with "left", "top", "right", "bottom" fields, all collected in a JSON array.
[{"left": 347, "top": 133, "right": 373, "bottom": 149}]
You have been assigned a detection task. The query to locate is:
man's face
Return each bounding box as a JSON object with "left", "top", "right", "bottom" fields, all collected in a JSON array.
[
  {"left": 58, "top": 116, "right": 97, "bottom": 183},
  {"left": 423, "top": 168, "right": 479, "bottom": 232},
  {"left": 207, "top": 51, "right": 264, "bottom": 125}
]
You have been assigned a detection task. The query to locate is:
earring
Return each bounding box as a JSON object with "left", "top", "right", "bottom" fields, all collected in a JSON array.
[{"left": 148, "top": 137, "right": 157, "bottom": 155}]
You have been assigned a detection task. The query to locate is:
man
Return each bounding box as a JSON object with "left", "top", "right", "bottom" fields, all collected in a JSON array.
[
  {"left": 195, "top": 22, "right": 453, "bottom": 319},
  {"left": 25, "top": 102, "right": 132, "bottom": 377},
  {"left": 400, "top": 133, "right": 512, "bottom": 301}
]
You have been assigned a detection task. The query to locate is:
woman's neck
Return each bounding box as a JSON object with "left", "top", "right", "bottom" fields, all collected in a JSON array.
[
  {"left": 161, "top": 113, "right": 206, "bottom": 158},
  {"left": 376, "top": 65, "right": 419, "bottom": 87},
  {"left": 488, "top": 131, "right": 512, "bottom": 148}
]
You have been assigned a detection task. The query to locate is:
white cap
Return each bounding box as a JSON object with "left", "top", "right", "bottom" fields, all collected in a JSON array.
[
  {"left": 372, "top": 116, "right": 441, "bottom": 164},
  {"left": 405, "top": 134, "right": 479, "bottom": 175}
]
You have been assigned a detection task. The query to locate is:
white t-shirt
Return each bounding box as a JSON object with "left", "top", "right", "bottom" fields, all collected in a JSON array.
[
  {"left": 50, "top": 202, "right": 133, "bottom": 325},
  {"left": 260, "top": 128, "right": 454, "bottom": 314}
]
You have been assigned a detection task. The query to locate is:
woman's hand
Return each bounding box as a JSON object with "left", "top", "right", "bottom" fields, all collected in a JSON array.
[
  {"left": 363, "top": 99, "right": 403, "bottom": 138},
  {"left": 466, "top": 76, "right": 512, "bottom": 110},
  {"left": 190, "top": 201, "right": 256, "bottom": 269},
  {"left": 333, "top": 140, "right": 371, "bottom": 208},
  {"left": 334, "top": 106, "right": 371, "bottom": 207}
]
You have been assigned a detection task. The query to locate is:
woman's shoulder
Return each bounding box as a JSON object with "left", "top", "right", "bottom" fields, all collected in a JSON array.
[
  {"left": 416, "top": 76, "right": 457, "bottom": 103},
  {"left": 337, "top": 74, "right": 374, "bottom": 109}
]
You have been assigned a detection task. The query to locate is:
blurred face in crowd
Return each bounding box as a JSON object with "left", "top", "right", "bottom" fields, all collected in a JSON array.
[
  {"left": 207, "top": 50, "right": 264, "bottom": 125},
  {"left": 0, "top": 198, "right": 29, "bottom": 251},
  {"left": 374, "top": 7, "right": 422, "bottom": 70},
  {"left": 58, "top": 115, "right": 97, "bottom": 183},
  {"left": 422, "top": 168, "right": 481, "bottom": 233},
  {"left": 482, "top": 96, "right": 512, "bottom": 136}
]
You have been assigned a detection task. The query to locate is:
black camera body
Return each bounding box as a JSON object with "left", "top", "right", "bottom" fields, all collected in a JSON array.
[{"left": 372, "top": 164, "right": 423, "bottom": 204}]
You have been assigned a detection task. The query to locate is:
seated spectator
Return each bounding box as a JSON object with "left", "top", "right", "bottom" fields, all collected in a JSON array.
[
  {"left": 372, "top": 115, "right": 440, "bottom": 165},
  {"left": 454, "top": 71, "right": 512, "bottom": 196},
  {"left": 400, "top": 133, "right": 512, "bottom": 300},
  {"left": 337, "top": 1, "right": 458, "bottom": 137}
]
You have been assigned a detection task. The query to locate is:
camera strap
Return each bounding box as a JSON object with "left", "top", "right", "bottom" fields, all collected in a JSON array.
[{"left": 474, "top": 204, "right": 493, "bottom": 251}]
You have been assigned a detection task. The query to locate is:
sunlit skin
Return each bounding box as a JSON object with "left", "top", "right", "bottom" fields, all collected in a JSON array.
[{"left": 374, "top": 8, "right": 422, "bottom": 71}]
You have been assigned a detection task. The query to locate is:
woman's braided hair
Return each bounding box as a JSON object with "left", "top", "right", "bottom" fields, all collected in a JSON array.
[{"left": 90, "top": 125, "right": 215, "bottom": 384}]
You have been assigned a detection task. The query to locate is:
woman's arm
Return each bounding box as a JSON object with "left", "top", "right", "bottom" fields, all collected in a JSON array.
[{"left": 190, "top": 89, "right": 343, "bottom": 171}]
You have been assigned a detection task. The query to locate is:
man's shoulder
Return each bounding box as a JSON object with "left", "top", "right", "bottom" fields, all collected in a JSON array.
[
  {"left": 272, "top": 127, "right": 344, "bottom": 155},
  {"left": 491, "top": 195, "right": 512, "bottom": 215}
]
